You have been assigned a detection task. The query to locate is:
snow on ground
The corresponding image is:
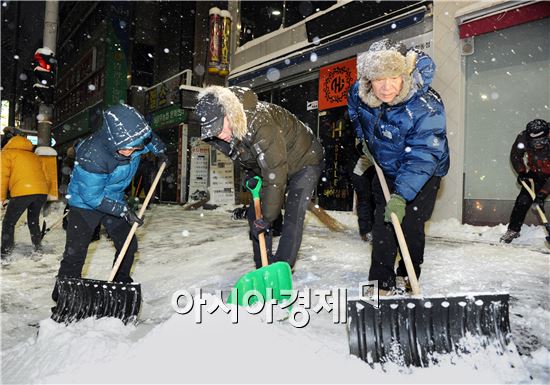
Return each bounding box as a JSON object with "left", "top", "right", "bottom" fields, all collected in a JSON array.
[{"left": 1, "top": 202, "right": 549, "bottom": 384}]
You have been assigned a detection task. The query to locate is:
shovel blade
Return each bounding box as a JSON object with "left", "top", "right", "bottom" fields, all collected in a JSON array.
[
  {"left": 227, "top": 261, "right": 293, "bottom": 306},
  {"left": 51, "top": 277, "right": 141, "bottom": 324},
  {"left": 347, "top": 293, "right": 511, "bottom": 367}
]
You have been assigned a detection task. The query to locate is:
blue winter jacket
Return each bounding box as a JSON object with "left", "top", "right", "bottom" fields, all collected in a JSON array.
[
  {"left": 67, "top": 104, "right": 166, "bottom": 216},
  {"left": 347, "top": 51, "right": 450, "bottom": 201}
]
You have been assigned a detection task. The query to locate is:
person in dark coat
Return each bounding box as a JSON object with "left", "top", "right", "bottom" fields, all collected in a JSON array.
[
  {"left": 134, "top": 153, "right": 158, "bottom": 199},
  {"left": 500, "top": 119, "right": 550, "bottom": 243},
  {"left": 347, "top": 39, "right": 450, "bottom": 294},
  {"left": 1, "top": 136, "right": 51, "bottom": 258},
  {"left": 195, "top": 86, "right": 324, "bottom": 269},
  {"left": 350, "top": 143, "right": 375, "bottom": 242},
  {"left": 52, "top": 104, "right": 168, "bottom": 301}
]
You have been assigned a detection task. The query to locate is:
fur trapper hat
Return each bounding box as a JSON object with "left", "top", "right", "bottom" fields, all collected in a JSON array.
[
  {"left": 357, "top": 39, "right": 417, "bottom": 107},
  {"left": 196, "top": 86, "right": 248, "bottom": 141}
]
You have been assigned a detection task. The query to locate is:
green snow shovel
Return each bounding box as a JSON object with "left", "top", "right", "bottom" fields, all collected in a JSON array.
[
  {"left": 227, "top": 176, "right": 293, "bottom": 306},
  {"left": 347, "top": 150, "right": 512, "bottom": 367},
  {"left": 51, "top": 162, "right": 167, "bottom": 325}
]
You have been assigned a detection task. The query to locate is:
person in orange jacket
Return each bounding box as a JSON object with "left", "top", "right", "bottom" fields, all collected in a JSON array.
[{"left": 1, "top": 135, "right": 51, "bottom": 258}]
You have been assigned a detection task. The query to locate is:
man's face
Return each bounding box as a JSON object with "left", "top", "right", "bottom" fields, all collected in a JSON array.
[
  {"left": 371, "top": 76, "right": 404, "bottom": 103},
  {"left": 216, "top": 117, "right": 233, "bottom": 143},
  {"left": 117, "top": 147, "right": 142, "bottom": 157},
  {"left": 530, "top": 136, "right": 549, "bottom": 150}
]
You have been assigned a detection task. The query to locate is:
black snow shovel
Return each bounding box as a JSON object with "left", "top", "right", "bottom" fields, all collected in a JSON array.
[
  {"left": 51, "top": 162, "right": 167, "bottom": 325},
  {"left": 347, "top": 157, "right": 512, "bottom": 367}
]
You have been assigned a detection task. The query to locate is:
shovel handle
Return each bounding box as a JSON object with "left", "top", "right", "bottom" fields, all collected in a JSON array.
[
  {"left": 246, "top": 176, "right": 269, "bottom": 267},
  {"left": 253, "top": 199, "right": 269, "bottom": 268},
  {"left": 520, "top": 179, "right": 548, "bottom": 224},
  {"left": 246, "top": 176, "right": 262, "bottom": 200},
  {"left": 372, "top": 160, "right": 421, "bottom": 295},
  {"left": 108, "top": 162, "right": 167, "bottom": 282}
]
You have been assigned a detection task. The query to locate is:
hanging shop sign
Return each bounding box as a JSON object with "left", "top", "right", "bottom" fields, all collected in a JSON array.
[
  {"left": 188, "top": 138, "right": 210, "bottom": 201},
  {"left": 318, "top": 57, "right": 357, "bottom": 111},
  {"left": 146, "top": 70, "right": 192, "bottom": 114},
  {"left": 149, "top": 105, "right": 188, "bottom": 130},
  {"left": 209, "top": 148, "right": 235, "bottom": 205}
]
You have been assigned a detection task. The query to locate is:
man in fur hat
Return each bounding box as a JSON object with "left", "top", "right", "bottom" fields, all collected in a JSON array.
[
  {"left": 348, "top": 38, "right": 450, "bottom": 295},
  {"left": 195, "top": 86, "right": 324, "bottom": 270}
]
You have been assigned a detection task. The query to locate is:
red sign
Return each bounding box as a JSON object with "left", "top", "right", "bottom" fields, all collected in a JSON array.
[{"left": 318, "top": 58, "right": 357, "bottom": 111}]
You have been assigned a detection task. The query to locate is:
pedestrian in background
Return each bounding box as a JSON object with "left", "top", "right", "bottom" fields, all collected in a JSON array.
[
  {"left": 500, "top": 119, "right": 550, "bottom": 243},
  {"left": 351, "top": 143, "right": 375, "bottom": 242},
  {"left": 1, "top": 135, "right": 51, "bottom": 258}
]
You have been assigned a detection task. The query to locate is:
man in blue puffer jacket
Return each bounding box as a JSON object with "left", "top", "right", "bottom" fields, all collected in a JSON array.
[
  {"left": 53, "top": 104, "right": 168, "bottom": 301},
  {"left": 347, "top": 39, "right": 450, "bottom": 294}
]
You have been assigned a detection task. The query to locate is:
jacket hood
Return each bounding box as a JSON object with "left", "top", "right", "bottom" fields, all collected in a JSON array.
[
  {"left": 197, "top": 86, "right": 255, "bottom": 140},
  {"left": 100, "top": 104, "right": 152, "bottom": 150},
  {"left": 3, "top": 135, "right": 33, "bottom": 152},
  {"left": 357, "top": 49, "right": 434, "bottom": 108}
]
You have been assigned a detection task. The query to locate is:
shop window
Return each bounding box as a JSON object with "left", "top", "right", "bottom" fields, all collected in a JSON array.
[
  {"left": 278, "top": 79, "right": 319, "bottom": 133},
  {"left": 282, "top": 1, "right": 336, "bottom": 27},
  {"left": 463, "top": 17, "right": 549, "bottom": 223},
  {"left": 317, "top": 106, "right": 355, "bottom": 211},
  {"left": 240, "top": 1, "right": 284, "bottom": 46},
  {"left": 155, "top": 126, "right": 180, "bottom": 202},
  {"left": 239, "top": 1, "right": 337, "bottom": 46}
]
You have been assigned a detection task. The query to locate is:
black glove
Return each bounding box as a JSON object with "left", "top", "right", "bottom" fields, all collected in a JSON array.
[
  {"left": 534, "top": 192, "right": 547, "bottom": 208},
  {"left": 517, "top": 172, "right": 536, "bottom": 184},
  {"left": 242, "top": 171, "right": 259, "bottom": 189},
  {"left": 157, "top": 152, "right": 171, "bottom": 167},
  {"left": 123, "top": 209, "right": 144, "bottom": 227},
  {"left": 251, "top": 217, "right": 269, "bottom": 237},
  {"left": 232, "top": 206, "right": 248, "bottom": 220}
]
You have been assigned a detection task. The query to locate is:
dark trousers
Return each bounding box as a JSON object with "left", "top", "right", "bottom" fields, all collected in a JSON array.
[
  {"left": 351, "top": 167, "right": 375, "bottom": 235},
  {"left": 369, "top": 175, "right": 441, "bottom": 290},
  {"left": 508, "top": 177, "right": 548, "bottom": 232},
  {"left": 57, "top": 207, "right": 137, "bottom": 282},
  {"left": 1, "top": 194, "right": 47, "bottom": 254},
  {"left": 248, "top": 163, "right": 323, "bottom": 269}
]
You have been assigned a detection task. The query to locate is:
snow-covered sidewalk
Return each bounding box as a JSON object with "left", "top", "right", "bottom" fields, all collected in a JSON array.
[{"left": 1, "top": 204, "right": 549, "bottom": 383}]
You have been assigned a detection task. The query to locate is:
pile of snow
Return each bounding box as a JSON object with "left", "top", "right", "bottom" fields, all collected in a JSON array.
[{"left": 1, "top": 204, "right": 549, "bottom": 383}]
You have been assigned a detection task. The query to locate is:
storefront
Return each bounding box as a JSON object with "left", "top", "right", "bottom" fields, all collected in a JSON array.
[
  {"left": 457, "top": 2, "right": 550, "bottom": 224},
  {"left": 229, "top": 1, "right": 433, "bottom": 210},
  {"left": 144, "top": 70, "right": 195, "bottom": 203}
]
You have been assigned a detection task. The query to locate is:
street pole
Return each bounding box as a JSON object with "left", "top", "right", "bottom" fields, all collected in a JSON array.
[
  {"left": 35, "top": 0, "right": 59, "bottom": 204},
  {"left": 36, "top": 0, "right": 58, "bottom": 148}
]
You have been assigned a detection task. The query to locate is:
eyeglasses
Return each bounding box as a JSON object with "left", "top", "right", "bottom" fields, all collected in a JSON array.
[{"left": 530, "top": 137, "right": 549, "bottom": 147}]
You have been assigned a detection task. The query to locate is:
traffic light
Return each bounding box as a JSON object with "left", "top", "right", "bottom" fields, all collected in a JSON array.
[{"left": 32, "top": 48, "right": 56, "bottom": 104}]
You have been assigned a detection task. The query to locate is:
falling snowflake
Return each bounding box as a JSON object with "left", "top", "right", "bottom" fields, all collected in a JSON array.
[{"left": 266, "top": 68, "right": 280, "bottom": 82}]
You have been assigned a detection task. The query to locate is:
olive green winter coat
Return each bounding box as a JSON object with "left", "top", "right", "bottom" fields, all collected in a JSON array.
[{"left": 199, "top": 86, "right": 324, "bottom": 222}]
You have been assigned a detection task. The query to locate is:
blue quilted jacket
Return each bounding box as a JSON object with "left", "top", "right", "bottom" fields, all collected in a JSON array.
[
  {"left": 347, "top": 51, "right": 450, "bottom": 201},
  {"left": 67, "top": 104, "right": 166, "bottom": 216}
]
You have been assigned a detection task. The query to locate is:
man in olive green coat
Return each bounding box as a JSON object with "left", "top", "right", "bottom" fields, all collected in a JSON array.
[{"left": 195, "top": 86, "right": 324, "bottom": 269}]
